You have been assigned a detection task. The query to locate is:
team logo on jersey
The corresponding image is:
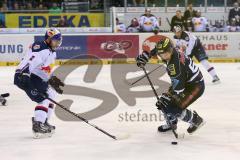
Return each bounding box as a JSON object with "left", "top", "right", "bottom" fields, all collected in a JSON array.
[
  {"left": 168, "top": 64, "right": 176, "bottom": 76},
  {"left": 33, "top": 45, "right": 40, "bottom": 50},
  {"left": 31, "top": 89, "right": 38, "bottom": 96},
  {"left": 41, "top": 66, "right": 52, "bottom": 74},
  {"left": 144, "top": 22, "right": 153, "bottom": 25}
]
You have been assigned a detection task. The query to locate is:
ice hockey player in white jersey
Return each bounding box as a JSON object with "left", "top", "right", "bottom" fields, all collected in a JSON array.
[
  {"left": 192, "top": 10, "right": 209, "bottom": 32},
  {"left": 173, "top": 25, "right": 220, "bottom": 83},
  {"left": 139, "top": 8, "right": 159, "bottom": 32},
  {"left": 14, "top": 28, "right": 64, "bottom": 138},
  {"left": 116, "top": 18, "right": 127, "bottom": 33}
]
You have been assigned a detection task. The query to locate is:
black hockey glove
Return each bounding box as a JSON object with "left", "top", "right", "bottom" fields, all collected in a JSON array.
[
  {"left": 48, "top": 76, "right": 65, "bottom": 94},
  {"left": 136, "top": 52, "right": 150, "bottom": 68},
  {"left": 156, "top": 93, "right": 172, "bottom": 110}
]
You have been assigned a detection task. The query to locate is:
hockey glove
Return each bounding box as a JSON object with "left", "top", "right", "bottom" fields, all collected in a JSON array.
[
  {"left": 156, "top": 93, "right": 172, "bottom": 110},
  {"left": 48, "top": 76, "right": 65, "bottom": 94},
  {"left": 136, "top": 52, "right": 150, "bottom": 68}
]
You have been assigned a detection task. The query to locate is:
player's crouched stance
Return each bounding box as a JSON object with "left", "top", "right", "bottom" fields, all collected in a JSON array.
[
  {"left": 14, "top": 28, "right": 64, "bottom": 138},
  {"left": 136, "top": 38, "right": 206, "bottom": 134}
]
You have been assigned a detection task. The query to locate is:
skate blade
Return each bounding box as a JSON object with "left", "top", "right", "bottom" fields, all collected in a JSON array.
[
  {"left": 33, "top": 131, "right": 54, "bottom": 139},
  {"left": 189, "top": 120, "right": 206, "bottom": 135}
]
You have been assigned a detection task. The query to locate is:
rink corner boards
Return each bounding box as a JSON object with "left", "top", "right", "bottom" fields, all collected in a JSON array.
[{"left": 1, "top": 58, "right": 240, "bottom": 66}]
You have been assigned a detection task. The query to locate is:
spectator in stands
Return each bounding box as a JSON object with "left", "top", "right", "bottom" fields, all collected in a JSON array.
[
  {"left": 49, "top": 2, "right": 62, "bottom": 13},
  {"left": 139, "top": 8, "right": 159, "bottom": 32},
  {"left": 133, "top": 0, "right": 145, "bottom": 7},
  {"left": 116, "top": 18, "right": 126, "bottom": 33},
  {"left": 13, "top": 2, "right": 19, "bottom": 10},
  {"left": 36, "top": 3, "right": 47, "bottom": 10},
  {"left": 90, "top": 0, "right": 103, "bottom": 10},
  {"left": 192, "top": 10, "right": 209, "bottom": 32},
  {"left": 0, "top": 2, "right": 8, "bottom": 12},
  {"left": 111, "top": 1, "right": 124, "bottom": 7},
  {"left": 26, "top": 2, "right": 33, "bottom": 10},
  {"left": 228, "top": 2, "right": 240, "bottom": 26},
  {"left": 170, "top": 10, "right": 186, "bottom": 31},
  {"left": 56, "top": 17, "right": 69, "bottom": 27},
  {"left": 127, "top": 18, "right": 140, "bottom": 33}
]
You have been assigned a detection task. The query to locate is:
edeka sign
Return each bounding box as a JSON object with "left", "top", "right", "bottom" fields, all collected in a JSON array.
[
  {"left": 34, "top": 35, "right": 87, "bottom": 59},
  {"left": 5, "top": 13, "right": 104, "bottom": 28}
]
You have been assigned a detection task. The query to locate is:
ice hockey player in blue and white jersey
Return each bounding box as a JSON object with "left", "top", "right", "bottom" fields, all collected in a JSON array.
[
  {"left": 14, "top": 28, "right": 64, "bottom": 138},
  {"left": 173, "top": 25, "right": 220, "bottom": 83}
]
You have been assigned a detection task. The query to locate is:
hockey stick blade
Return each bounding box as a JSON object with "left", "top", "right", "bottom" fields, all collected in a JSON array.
[{"left": 115, "top": 133, "right": 131, "bottom": 140}]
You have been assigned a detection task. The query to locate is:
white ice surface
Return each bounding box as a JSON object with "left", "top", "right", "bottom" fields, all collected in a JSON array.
[{"left": 0, "top": 64, "right": 240, "bottom": 160}]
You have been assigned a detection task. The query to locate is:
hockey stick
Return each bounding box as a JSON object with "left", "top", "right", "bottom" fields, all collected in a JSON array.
[
  {"left": 141, "top": 66, "right": 184, "bottom": 139},
  {"left": 42, "top": 94, "right": 129, "bottom": 140},
  {"left": 125, "top": 65, "right": 163, "bottom": 86}
]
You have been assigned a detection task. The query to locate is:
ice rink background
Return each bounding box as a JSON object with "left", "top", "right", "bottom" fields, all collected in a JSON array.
[{"left": 0, "top": 63, "right": 240, "bottom": 160}]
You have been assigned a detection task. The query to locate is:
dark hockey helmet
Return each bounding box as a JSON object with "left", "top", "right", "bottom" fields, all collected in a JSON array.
[{"left": 156, "top": 38, "right": 173, "bottom": 54}]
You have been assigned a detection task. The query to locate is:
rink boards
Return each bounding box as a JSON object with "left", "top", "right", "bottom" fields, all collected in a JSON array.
[{"left": 0, "top": 32, "right": 240, "bottom": 66}]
